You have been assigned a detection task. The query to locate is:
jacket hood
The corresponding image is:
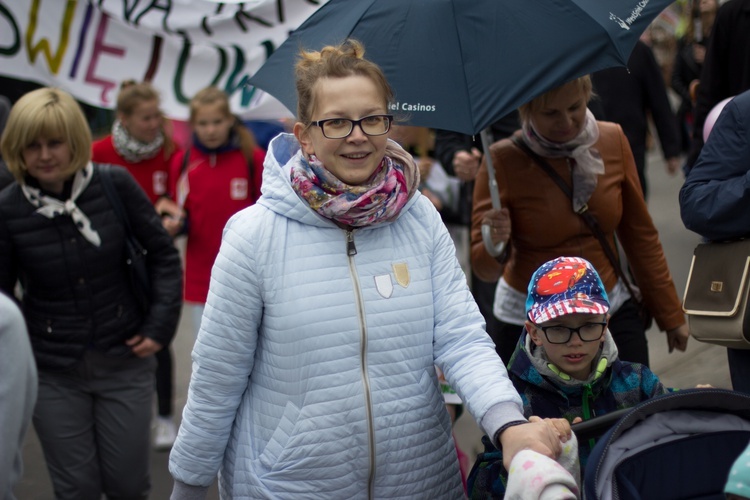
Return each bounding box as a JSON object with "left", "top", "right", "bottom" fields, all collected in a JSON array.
[
  {"left": 510, "top": 327, "right": 619, "bottom": 391},
  {"left": 258, "top": 133, "right": 420, "bottom": 228}
]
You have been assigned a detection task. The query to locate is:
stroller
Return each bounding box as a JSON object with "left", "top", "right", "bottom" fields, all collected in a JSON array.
[{"left": 578, "top": 388, "right": 750, "bottom": 499}]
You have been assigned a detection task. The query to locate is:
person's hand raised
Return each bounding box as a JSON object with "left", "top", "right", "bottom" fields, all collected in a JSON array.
[
  {"left": 452, "top": 148, "right": 482, "bottom": 181},
  {"left": 481, "top": 207, "right": 511, "bottom": 246}
]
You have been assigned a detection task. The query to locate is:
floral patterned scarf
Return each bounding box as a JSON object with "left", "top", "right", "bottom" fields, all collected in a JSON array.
[{"left": 290, "top": 140, "right": 419, "bottom": 228}]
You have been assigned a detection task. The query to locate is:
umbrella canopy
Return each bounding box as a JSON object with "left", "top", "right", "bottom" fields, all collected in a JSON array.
[{"left": 248, "top": 0, "right": 674, "bottom": 135}]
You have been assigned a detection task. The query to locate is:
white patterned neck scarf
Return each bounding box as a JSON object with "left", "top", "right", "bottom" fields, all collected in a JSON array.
[
  {"left": 112, "top": 120, "right": 164, "bottom": 163},
  {"left": 522, "top": 109, "right": 604, "bottom": 213},
  {"left": 21, "top": 163, "right": 101, "bottom": 247}
]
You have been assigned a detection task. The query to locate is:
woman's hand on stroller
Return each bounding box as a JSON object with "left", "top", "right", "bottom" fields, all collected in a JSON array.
[
  {"left": 499, "top": 416, "right": 570, "bottom": 470},
  {"left": 529, "top": 416, "right": 573, "bottom": 442}
]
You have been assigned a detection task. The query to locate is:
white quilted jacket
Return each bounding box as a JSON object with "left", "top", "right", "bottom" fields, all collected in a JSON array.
[{"left": 169, "top": 134, "right": 523, "bottom": 499}]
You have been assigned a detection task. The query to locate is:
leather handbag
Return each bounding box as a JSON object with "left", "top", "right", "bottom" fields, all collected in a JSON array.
[
  {"left": 682, "top": 239, "right": 750, "bottom": 349},
  {"left": 98, "top": 165, "right": 151, "bottom": 313}
]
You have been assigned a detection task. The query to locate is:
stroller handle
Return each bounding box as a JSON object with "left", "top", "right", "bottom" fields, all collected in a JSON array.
[{"left": 570, "top": 408, "right": 631, "bottom": 442}]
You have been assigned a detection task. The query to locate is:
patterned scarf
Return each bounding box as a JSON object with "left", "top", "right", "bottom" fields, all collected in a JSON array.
[
  {"left": 20, "top": 163, "right": 101, "bottom": 246},
  {"left": 521, "top": 109, "right": 604, "bottom": 213},
  {"left": 112, "top": 120, "right": 164, "bottom": 163},
  {"left": 290, "top": 140, "right": 419, "bottom": 228}
]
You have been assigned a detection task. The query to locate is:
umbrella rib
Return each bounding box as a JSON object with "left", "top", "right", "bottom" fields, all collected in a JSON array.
[{"left": 449, "top": 0, "right": 480, "bottom": 134}]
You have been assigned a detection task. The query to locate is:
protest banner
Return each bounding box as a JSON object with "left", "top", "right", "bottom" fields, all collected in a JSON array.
[{"left": 0, "top": 0, "right": 327, "bottom": 120}]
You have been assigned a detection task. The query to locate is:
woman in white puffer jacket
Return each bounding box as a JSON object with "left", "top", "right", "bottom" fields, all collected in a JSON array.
[{"left": 169, "top": 40, "right": 566, "bottom": 500}]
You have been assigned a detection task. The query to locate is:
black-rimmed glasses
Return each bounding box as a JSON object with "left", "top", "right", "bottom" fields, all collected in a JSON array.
[
  {"left": 311, "top": 114, "right": 393, "bottom": 139},
  {"left": 533, "top": 322, "right": 607, "bottom": 344}
]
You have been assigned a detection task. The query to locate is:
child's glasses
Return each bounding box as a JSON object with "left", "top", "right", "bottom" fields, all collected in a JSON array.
[{"left": 534, "top": 322, "right": 607, "bottom": 344}]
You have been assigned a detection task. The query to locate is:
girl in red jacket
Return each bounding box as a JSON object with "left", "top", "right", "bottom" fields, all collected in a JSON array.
[
  {"left": 157, "top": 87, "right": 265, "bottom": 337},
  {"left": 92, "top": 81, "right": 180, "bottom": 203},
  {"left": 92, "top": 80, "right": 182, "bottom": 452}
]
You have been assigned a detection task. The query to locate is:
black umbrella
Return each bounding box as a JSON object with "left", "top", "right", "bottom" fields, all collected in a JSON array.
[{"left": 249, "top": 0, "right": 674, "bottom": 253}]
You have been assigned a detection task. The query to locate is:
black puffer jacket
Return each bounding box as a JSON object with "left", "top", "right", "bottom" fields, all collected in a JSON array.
[
  {"left": 0, "top": 165, "right": 182, "bottom": 371},
  {"left": 0, "top": 160, "right": 13, "bottom": 192}
]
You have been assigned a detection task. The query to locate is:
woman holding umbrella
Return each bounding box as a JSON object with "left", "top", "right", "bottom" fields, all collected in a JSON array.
[
  {"left": 471, "top": 76, "right": 689, "bottom": 367},
  {"left": 169, "top": 39, "right": 570, "bottom": 499}
]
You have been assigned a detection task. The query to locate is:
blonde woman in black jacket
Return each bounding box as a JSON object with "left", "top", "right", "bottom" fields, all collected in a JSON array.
[{"left": 0, "top": 87, "right": 182, "bottom": 500}]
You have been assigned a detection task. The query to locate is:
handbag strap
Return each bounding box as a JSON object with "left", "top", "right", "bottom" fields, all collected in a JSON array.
[
  {"left": 510, "top": 136, "right": 641, "bottom": 300},
  {"left": 98, "top": 164, "right": 137, "bottom": 243}
]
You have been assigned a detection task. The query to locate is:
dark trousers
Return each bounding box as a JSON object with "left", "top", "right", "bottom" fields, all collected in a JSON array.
[
  {"left": 34, "top": 350, "right": 155, "bottom": 500},
  {"left": 155, "top": 346, "right": 173, "bottom": 417},
  {"left": 727, "top": 348, "right": 750, "bottom": 394},
  {"left": 489, "top": 299, "right": 650, "bottom": 368},
  {"left": 471, "top": 273, "right": 499, "bottom": 336}
]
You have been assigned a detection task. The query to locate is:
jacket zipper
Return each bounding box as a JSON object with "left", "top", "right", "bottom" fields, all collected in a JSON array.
[
  {"left": 346, "top": 230, "right": 375, "bottom": 498},
  {"left": 582, "top": 383, "right": 597, "bottom": 450}
]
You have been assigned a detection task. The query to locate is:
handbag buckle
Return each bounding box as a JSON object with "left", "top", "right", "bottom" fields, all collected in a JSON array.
[{"left": 711, "top": 281, "right": 724, "bottom": 292}]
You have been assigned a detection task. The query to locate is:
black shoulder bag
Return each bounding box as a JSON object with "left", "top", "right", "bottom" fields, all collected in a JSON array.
[
  {"left": 98, "top": 165, "right": 151, "bottom": 313},
  {"left": 511, "top": 136, "right": 652, "bottom": 329}
]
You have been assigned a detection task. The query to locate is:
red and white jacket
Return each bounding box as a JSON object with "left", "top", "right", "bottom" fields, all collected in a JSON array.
[
  {"left": 169, "top": 144, "right": 265, "bottom": 303},
  {"left": 92, "top": 136, "right": 179, "bottom": 204}
]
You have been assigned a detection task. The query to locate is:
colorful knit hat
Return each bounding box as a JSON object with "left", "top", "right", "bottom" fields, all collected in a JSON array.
[{"left": 526, "top": 256, "right": 610, "bottom": 324}]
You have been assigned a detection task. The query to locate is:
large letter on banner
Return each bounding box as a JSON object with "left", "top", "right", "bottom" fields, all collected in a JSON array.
[
  {"left": 0, "top": 4, "right": 21, "bottom": 56},
  {"left": 25, "top": 0, "right": 76, "bottom": 75}
]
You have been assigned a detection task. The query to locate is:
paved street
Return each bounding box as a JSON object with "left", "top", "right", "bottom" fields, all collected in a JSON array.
[{"left": 13, "top": 150, "right": 732, "bottom": 499}]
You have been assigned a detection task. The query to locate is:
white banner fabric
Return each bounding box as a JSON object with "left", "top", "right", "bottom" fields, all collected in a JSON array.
[{"left": 0, "top": 0, "right": 328, "bottom": 120}]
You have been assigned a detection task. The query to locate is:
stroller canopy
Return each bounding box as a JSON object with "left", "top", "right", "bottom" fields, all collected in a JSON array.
[{"left": 584, "top": 388, "right": 750, "bottom": 500}]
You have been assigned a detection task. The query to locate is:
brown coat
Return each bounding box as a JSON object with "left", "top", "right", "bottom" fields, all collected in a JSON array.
[{"left": 470, "top": 121, "right": 684, "bottom": 332}]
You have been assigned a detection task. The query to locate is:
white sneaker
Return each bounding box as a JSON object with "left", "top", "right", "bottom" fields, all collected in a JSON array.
[{"left": 153, "top": 417, "right": 177, "bottom": 451}]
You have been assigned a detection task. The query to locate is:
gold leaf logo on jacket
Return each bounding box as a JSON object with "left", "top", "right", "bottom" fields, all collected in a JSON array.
[{"left": 393, "top": 262, "right": 410, "bottom": 288}]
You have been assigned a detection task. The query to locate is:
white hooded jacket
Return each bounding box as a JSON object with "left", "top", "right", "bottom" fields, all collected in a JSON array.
[{"left": 169, "top": 134, "right": 524, "bottom": 499}]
